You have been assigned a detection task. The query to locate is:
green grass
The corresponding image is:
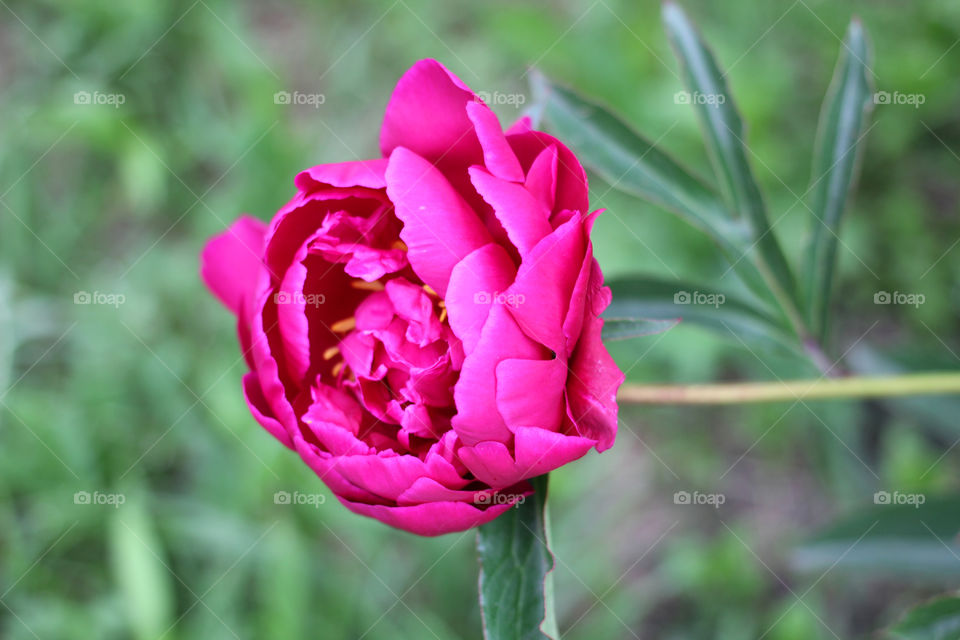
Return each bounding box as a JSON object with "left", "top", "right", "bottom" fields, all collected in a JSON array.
[{"left": 2, "top": 0, "right": 959, "bottom": 638}]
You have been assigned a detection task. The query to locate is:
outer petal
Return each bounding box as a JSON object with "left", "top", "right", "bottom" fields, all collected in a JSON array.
[
  {"left": 505, "top": 213, "right": 586, "bottom": 355},
  {"left": 200, "top": 216, "right": 266, "bottom": 315},
  {"left": 242, "top": 373, "right": 293, "bottom": 449},
  {"left": 452, "top": 304, "right": 544, "bottom": 445},
  {"left": 468, "top": 166, "right": 552, "bottom": 256},
  {"left": 465, "top": 101, "right": 525, "bottom": 182},
  {"left": 444, "top": 243, "right": 517, "bottom": 353},
  {"left": 380, "top": 59, "right": 482, "bottom": 171},
  {"left": 565, "top": 289, "right": 622, "bottom": 452},
  {"left": 495, "top": 357, "right": 567, "bottom": 433},
  {"left": 507, "top": 130, "right": 589, "bottom": 217},
  {"left": 458, "top": 426, "right": 595, "bottom": 488},
  {"left": 337, "top": 496, "right": 515, "bottom": 536},
  {"left": 294, "top": 159, "right": 387, "bottom": 192},
  {"left": 386, "top": 147, "right": 492, "bottom": 296}
]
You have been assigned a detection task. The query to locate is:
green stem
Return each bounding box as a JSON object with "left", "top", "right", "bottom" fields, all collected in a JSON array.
[{"left": 617, "top": 372, "right": 960, "bottom": 405}]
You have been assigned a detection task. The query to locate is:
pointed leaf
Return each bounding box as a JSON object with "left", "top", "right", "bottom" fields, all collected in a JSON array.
[
  {"left": 605, "top": 276, "right": 797, "bottom": 352},
  {"left": 532, "top": 74, "right": 772, "bottom": 302},
  {"left": 804, "top": 19, "right": 874, "bottom": 339},
  {"left": 662, "top": 2, "right": 797, "bottom": 308}
]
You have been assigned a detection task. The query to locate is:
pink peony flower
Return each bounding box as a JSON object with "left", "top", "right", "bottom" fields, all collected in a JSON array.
[{"left": 200, "top": 60, "right": 624, "bottom": 536}]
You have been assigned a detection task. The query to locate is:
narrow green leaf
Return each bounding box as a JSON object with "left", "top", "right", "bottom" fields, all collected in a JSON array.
[
  {"left": 792, "top": 495, "right": 960, "bottom": 580},
  {"left": 805, "top": 19, "right": 874, "bottom": 339},
  {"left": 602, "top": 317, "right": 679, "bottom": 341},
  {"left": 889, "top": 594, "right": 960, "bottom": 640},
  {"left": 532, "top": 74, "right": 772, "bottom": 303},
  {"left": 605, "top": 276, "right": 797, "bottom": 352},
  {"left": 477, "top": 475, "right": 556, "bottom": 640},
  {"left": 662, "top": 2, "right": 798, "bottom": 312}
]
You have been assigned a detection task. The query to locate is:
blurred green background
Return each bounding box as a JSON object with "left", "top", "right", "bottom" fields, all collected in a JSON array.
[{"left": 2, "top": 0, "right": 959, "bottom": 638}]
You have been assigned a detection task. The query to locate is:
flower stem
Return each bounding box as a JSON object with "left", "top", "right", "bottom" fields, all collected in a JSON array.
[{"left": 617, "top": 372, "right": 960, "bottom": 405}]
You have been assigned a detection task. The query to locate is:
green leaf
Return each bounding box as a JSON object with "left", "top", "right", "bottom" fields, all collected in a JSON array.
[
  {"left": 605, "top": 276, "right": 797, "bottom": 353},
  {"left": 793, "top": 495, "right": 960, "bottom": 580},
  {"left": 804, "top": 19, "right": 874, "bottom": 339},
  {"left": 477, "top": 475, "right": 556, "bottom": 640},
  {"left": 602, "top": 317, "right": 679, "bottom": 341},
  {"left": 889, "top": 594, "right": 960, "bottom": 640},
  {"left": 662, "top": 2, "right": 797, "bottom": 313},
  {"left": 531, "top": 74, "right": 772, "bottom": 304}
]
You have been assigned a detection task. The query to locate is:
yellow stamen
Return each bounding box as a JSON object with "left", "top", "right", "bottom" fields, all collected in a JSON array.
[
  {"left": 392, "top": 239, "right": 408, "bottom": 251},
  {"left": 322, "top": 345, "right": 340, "bottom": 361},
  {"left": 331, "top": 361, "right": 344, "bottom": 377},
  {"left": 351, "top": 280, "right": 385, "bottom": 291},
  {"left": 439, "top": 307, "right": 447, "bottom": 323},
  {"left": 330, "top": 316, "right": 356, "bottom": 333},
  {"left": 422, "top": 284, "right": 438, "bottom": 297}
]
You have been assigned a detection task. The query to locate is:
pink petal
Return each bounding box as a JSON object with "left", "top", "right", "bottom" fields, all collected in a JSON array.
[
  {"left": 469, "top": 166, "right": 553, "bottom": 256},
  {"left": 465, "top": 101, "right": 525, "bottom": 182},
  {"left": 242, "top": 373, "right": 293, "bottom": 449},
  {"left": 294, "top": 159, "right": 387, "bottom": 192},
  {"left": 337, "top": 496, "right": 514, "bottom": 536},
  {"left": 506, "top": 116, "right": 532, "bottom": 136},
  {"left": 505, "top": 213, "right": 587, "bottom": 355},
  {"left": 524, "top": 145, "right": 558, "bottom": 213},
  {"left": 200, "top": 215, "right": 266, "bottom": 315},
  {"left": 495, "top": 357, "right": 568, "bottom": 433},
  {"left": 380, "top": 59, "right": 483, "bottom": 171},
  {"left": 565, "top": 280, "right": 623, "bottom": 453},
  {"left": 507, "top": 130, "right": 589, "bottom": 216},
  {"left": 452, "top": 304, "right": 544, "bottom": 445},
  {"left": 386, "top": 147, "right": 492, "bottom": 296},
  {"left": 444, "top": 243, "right": 517, "bottom": 353}
]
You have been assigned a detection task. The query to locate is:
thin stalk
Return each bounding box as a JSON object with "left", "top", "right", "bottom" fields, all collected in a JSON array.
[{"left": 617, "top": 372, "right": 960, "bottom": 405}]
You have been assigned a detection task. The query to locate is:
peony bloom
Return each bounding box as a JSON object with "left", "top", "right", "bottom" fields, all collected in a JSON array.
[{"left": 200, "top": 59, "right": 623, "bottom": 536}]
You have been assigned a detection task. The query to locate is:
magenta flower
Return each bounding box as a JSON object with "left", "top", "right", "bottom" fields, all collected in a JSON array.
[{"left": 200, "top": 60, "right": 623, "bottom": 536}]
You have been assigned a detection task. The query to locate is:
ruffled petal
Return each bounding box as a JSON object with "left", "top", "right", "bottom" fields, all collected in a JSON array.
[
  {"left": 444, "top": 243, "right": 517, "bottom": 353},
  {"left": 469, "top": 166, "right": 552, "bottom": 256},
  {"left": 466, "top": 101, "right": 525, "bottom": 182}
]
